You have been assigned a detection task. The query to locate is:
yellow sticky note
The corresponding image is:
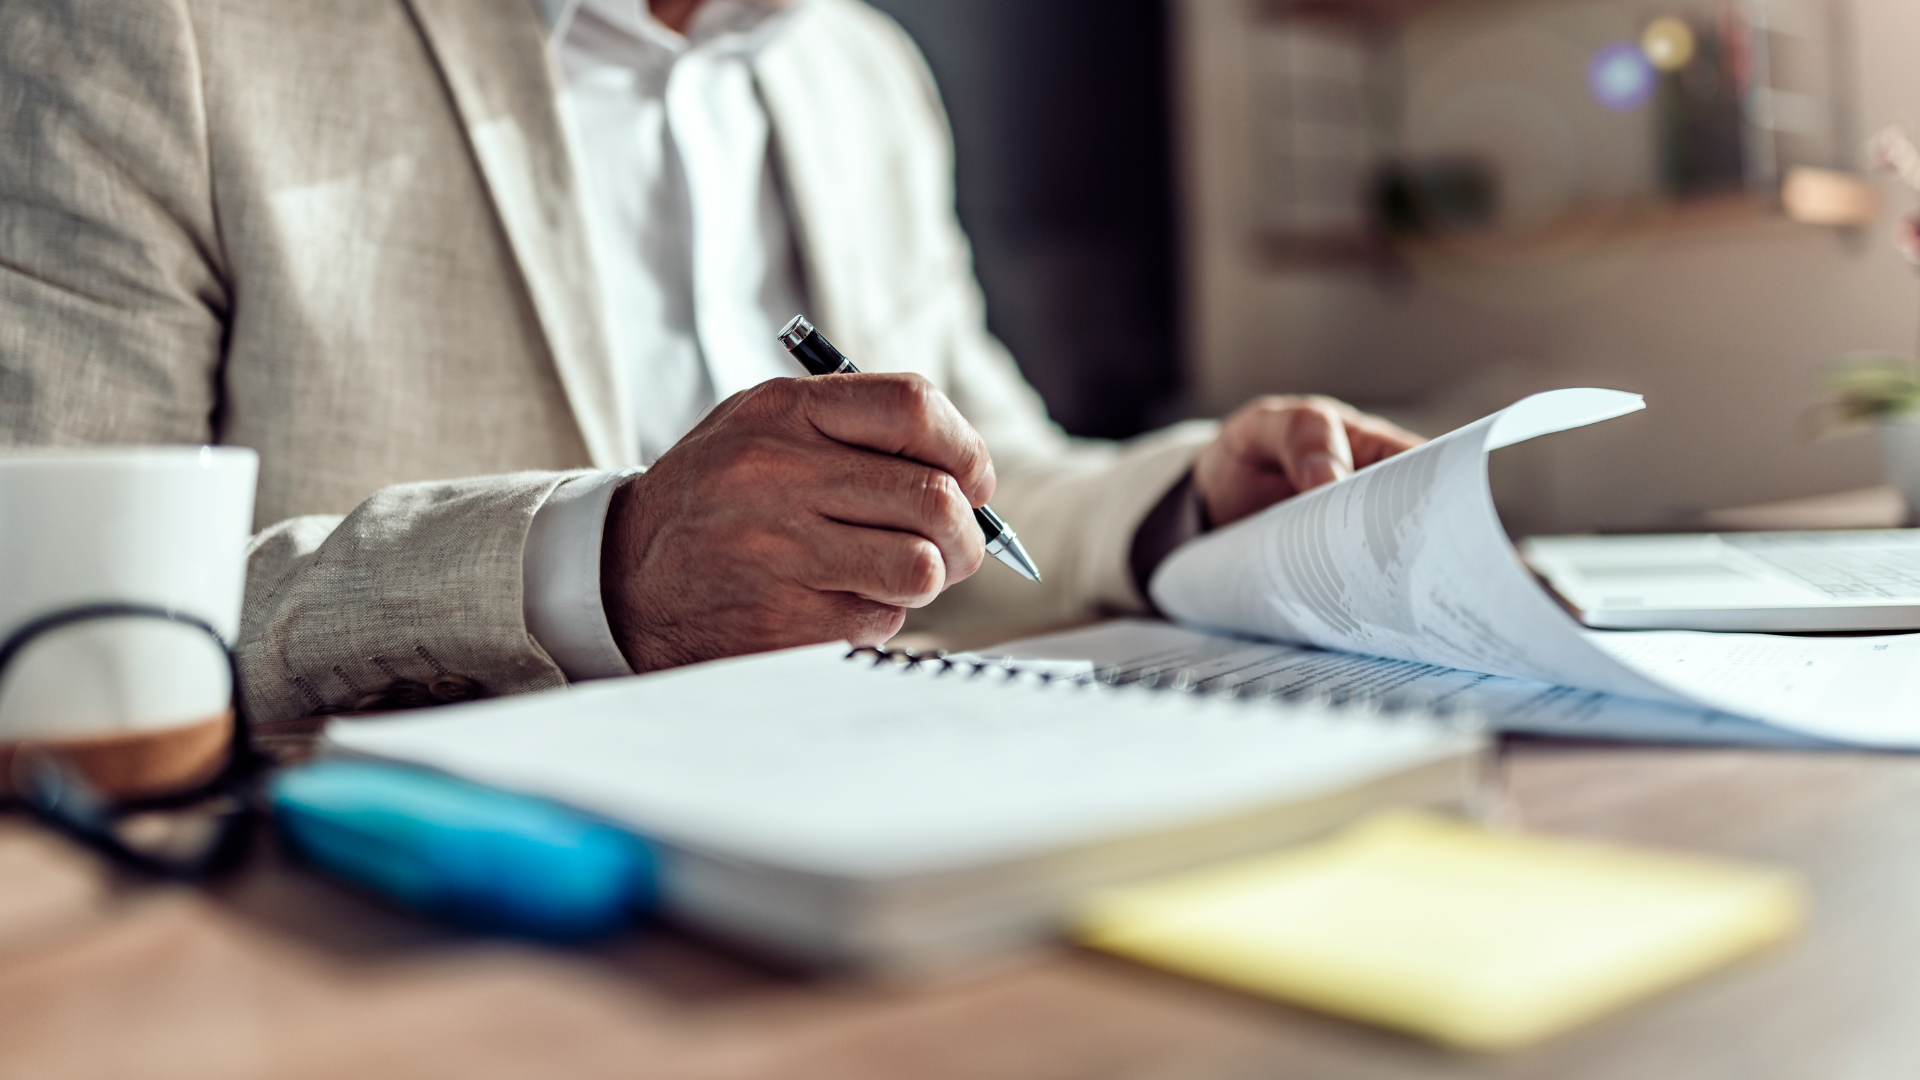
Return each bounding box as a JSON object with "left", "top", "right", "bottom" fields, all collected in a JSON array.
[{"left": 1076, "top": 811, "right": 1803, "bottom": 1051}]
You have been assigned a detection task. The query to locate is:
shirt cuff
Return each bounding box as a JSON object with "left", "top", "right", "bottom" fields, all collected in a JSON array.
[
  {"left": 523, "top": 468, "right": 642, "bottom": 681},
  {"left": 1128, "top": 470, "right": 1210, "bottom": 610}
]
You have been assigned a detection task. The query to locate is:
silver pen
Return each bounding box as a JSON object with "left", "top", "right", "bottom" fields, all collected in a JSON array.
[{"left": 779, "top": 315, "right": 1042, "bottom": 584}]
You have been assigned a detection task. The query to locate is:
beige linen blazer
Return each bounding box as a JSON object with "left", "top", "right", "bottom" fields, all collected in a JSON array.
[{"left": 0, "top": 0, "right": 1213, "bottom": 722}]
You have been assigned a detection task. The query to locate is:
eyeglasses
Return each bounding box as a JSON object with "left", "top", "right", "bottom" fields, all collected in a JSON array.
[{"left": 1, "top": 603, "right": 260, "bottom": 877}]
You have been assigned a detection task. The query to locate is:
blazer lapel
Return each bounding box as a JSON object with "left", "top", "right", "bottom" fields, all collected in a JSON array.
[{"left": 402, "top": 0, "right": 635, "bottom": 468}]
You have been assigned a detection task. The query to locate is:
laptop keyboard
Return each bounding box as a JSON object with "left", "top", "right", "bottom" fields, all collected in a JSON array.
[{"left": 1725, "top": 531, "right": 1920, "bottom": 599}]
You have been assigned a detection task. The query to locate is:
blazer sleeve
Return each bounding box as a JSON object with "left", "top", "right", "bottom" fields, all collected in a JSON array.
[
  {"left": 836, "top": 3, "right": 1220, "bottom": 638},
  {"left": 0, "top": 0, "right": 573, "bottom": 722}
]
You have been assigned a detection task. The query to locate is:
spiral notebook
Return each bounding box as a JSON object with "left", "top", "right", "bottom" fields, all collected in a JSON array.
[{"left": 323, "top": 642, "right": 1487, "bottom": 973}]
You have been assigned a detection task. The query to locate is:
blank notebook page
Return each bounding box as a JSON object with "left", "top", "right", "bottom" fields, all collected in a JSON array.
[{"left": 325, "top": 644, "right": 1476, "bottom": 878}]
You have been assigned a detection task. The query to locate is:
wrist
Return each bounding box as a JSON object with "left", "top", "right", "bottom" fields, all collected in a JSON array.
[{"left": 598, "top": 473, "right": 697, "bottom": 675}]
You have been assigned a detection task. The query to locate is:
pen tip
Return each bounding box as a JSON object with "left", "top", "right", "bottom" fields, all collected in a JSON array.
[{"left": 992, "top": 539, "right": 1043, "bottom": 584}]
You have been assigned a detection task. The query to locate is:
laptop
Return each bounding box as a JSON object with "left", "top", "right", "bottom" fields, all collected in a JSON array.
[{"left": 1520, "top": 530, "right": 1920, "bottom": 632}]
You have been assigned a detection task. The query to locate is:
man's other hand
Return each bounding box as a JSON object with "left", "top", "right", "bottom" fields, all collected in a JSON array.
[
  {"left": 1194, "top": 395, "right": 1423, "bottom": 528},
  {"left": 601, "top": 374, "right": 994, "bottom": 672}
]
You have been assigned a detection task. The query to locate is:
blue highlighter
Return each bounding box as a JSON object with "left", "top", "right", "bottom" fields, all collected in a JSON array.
[{"left": 272, "top": 761, "right": 656, "bottom": 939}]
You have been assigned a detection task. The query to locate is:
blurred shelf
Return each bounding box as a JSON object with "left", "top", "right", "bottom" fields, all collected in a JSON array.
[
  {"left": 1258, "top": 0, "right": 1455, "bottom": 27},
  {"left": 1250, "top": 230, "right": 1396, "bottom": 271},
  {"left": 1397, "top": 193, "right": 1781, "bottom": 263},
  {"left": 1251, "top": 192, "right": 1783, "bottom": 273}
]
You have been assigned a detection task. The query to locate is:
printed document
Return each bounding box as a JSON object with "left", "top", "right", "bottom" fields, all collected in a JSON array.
[
  {"left": 1132, "top": 389, "right": 1920, "bottom": 748},
  {"left": 997, "top": 620, "right": 1819, "bottom": 747}
]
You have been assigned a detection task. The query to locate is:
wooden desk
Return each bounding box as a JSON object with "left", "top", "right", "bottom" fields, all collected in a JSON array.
[
  {"left": 5, "top": 490, "right": 1916, "bottom": 1079},
  {"left": 3, "top": 745, "right": 1918, "bottom": 1079}
]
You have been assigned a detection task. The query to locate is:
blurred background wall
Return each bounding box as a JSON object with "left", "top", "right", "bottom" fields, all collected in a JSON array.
[
  {"left": 1182, "top": 0, "right": 1919, "bottom": 534},
  {"left": 865, "top": 0, "right": 1184, "bottom": 440},
  {"left": 874, "top": 0, "right": 1918, "bottom": 536}
]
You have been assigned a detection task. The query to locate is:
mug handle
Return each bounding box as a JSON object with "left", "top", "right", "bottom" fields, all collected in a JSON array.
[{"left": 0, "top": 602, "right": 259, "bottom": 875}]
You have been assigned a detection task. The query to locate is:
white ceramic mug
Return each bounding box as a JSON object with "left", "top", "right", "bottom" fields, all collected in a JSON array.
[{"left": 0, "top": 447, "right": 257, "bottom": 792}]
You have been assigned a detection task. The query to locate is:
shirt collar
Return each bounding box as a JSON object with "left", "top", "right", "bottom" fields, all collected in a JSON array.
[
  {"left": 539, "top": 0, "right": 788, "bottom": 49},
  {"left": 536, "top": 0, "right": 574, "bottom": 33}
]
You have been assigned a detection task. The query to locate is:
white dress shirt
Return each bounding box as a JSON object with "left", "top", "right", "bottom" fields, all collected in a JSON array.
[{"left": 523, "top": 0, "right": 809, "bottom": 680}]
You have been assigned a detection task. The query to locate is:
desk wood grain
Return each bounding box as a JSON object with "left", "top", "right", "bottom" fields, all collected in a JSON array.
[{"left": 0, "top": 743, "right": 1915, "bottom": 1080}]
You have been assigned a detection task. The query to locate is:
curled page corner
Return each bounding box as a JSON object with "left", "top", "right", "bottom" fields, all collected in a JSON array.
[
  {"left": 1149, "top": 388, "right": 1679, "bottom": 704},
  {"left": 1150, "top": 387, "right": 1920, "bottom": 746},
  {"left": 1484, "top": 388, "right": 1644, "bottom": 451}
]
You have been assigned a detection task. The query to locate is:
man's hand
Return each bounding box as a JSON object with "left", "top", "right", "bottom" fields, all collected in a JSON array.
[
  {"left": 601, "top": 374, "right": 993, "bottom": 672},
  {"left": 1193, "top": 395, "right": 1423, "bottom": 528}
]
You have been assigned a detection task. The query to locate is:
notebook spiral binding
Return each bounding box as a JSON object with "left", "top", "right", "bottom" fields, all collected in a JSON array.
[{"left": 846, "top": 646, "right": 1488, "bottom": 733}]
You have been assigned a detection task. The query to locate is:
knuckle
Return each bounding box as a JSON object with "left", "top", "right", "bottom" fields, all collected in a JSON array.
[
  {"left": 890, "top": 373, "right": 939, "bottom": 424},
  {"left": 742, "top": 378, "right": 804, "bottom": 423},
  {"left": 837, "top": 602, "right": 906, "bottom": 647},
  {"left": 731, "top": 380, "right": 777, "bottom": 415},
  {"left": 952, "top": 435, "right": 993, "bottom": 500},
  {"left": 1283, "top": 400, "right": 1334, "bottom": 431},
  {"left": 1302, "top": 397, "right": 1345, "bottom": 426},
  {"left": 957, "top": 532, "right": 986, "bottom": 577},
  {"left": 1252, "top": 394, "right": 1338, "bottom": 428},
  {"left": 914, "top": 467, "right": 966, "bottom": 523},
  {"left": 706, "top": 387, "right": 755, "bottom": 423},
  {"left": 893, "top": 540, "right": 945, "bottom": 602},
  {"left": 760, "top": 376, "right": 803, "bottom": 402}
]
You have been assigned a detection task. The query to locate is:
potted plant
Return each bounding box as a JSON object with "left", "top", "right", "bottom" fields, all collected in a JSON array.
[
  {"left": 1813, "top": 129, "right": 1920, "bottom": 517},
  {"left": 1818, "top": 355, "right": 1920, "bottom": 516}
]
